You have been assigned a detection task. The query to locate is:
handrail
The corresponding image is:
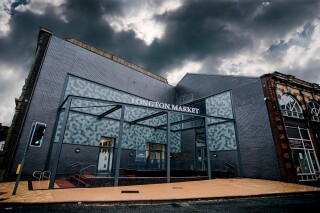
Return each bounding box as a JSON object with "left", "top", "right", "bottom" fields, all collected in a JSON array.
[
  {"left": 67, "top": 162, "right": 81, "bottom": 170},
  {"left": 77, "top": 164, "right": 96, "bottom": 187},
  {"left": 223, "top": 162, "right": 236, "bottom": 169},
  {"left": 66, "top": 162, "right": 82, "bottom": 181},
  {"left": 210, "top": 160, "right": 237, "bottom": 176},
  {"left": 79, "top": 164, "right": 97, "bottom": 175}
]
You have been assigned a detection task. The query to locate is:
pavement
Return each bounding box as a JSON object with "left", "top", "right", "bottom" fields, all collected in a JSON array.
[{"left": 0, "top": 178, "right": 320, "bottom": 204}]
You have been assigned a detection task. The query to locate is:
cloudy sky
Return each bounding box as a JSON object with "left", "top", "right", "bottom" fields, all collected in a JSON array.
[{"left": 0, "top": 0, "right": 320, "bottom": 126}]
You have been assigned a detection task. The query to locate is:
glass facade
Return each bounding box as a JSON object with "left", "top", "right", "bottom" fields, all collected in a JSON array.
[
  {"left": 54, "top": 75, "right": 182, "bottom": 152},
  {"left": 205, "top": 91, "right": 237, "bottom": 151},
  {"left": 53, "top": 75, "right": 238, "bottom": 165}
]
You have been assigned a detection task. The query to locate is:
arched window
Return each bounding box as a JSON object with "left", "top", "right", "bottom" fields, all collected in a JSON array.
[
  {"left": 278, "top": 94, "right": 303, "bottom": 118},
  {"left": 307, "top": 100, "right": 320, "bottom": 122}
]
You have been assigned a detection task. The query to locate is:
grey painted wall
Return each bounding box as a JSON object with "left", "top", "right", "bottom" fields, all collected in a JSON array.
[
  {"left": 11, "top": 34, "right": 280, "bottom": 182},
  {"left": 176, "top": 74, "right": 281, "bottom": 180},
  {"left": 11, "top": 35, "right": 175, "bottom": 175}
]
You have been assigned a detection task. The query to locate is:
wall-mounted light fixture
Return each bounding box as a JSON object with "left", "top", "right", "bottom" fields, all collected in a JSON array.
[
  {"left": 75, "top": 148, "right": 81, "bottom": 153},
  {"left": 213, "top": 153, "right": 217, "bottom": 158}
]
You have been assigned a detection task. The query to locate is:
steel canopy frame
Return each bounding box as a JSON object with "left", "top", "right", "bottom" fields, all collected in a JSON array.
[
  {"left": 58, "top": 95, "right": 234, "bottom": 121},
  {"left": 48, "top": 95, "right": 235, "bottom": 189}
]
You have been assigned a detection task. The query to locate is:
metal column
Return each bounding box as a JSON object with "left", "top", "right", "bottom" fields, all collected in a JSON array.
[
  {"left": 12, "top": 122, "right": 36, "bottom": 195},
  {"left": 49, "top": 97, "right": 72, "bottom": 189},
  {"left": 114, "top": 105, "right": 125, "bottom": 186},
  {"left": 230, "top": 91, "right": 243, "bottom": 177},
  {"left": 166, "top": 112, "right": 171, "bottom": 183},
  {"left": 205, "top": 117, "right": 212, "bottom": 179}
]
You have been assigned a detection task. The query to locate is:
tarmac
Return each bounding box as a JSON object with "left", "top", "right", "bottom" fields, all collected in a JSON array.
[{"left": 0, "top": 178, "right": 320, "bottom": 204}]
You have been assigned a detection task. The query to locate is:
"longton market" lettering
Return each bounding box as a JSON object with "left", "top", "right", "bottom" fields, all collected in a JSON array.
[{"left": 132, "top": 98, "right": 200, "bottom": 114}]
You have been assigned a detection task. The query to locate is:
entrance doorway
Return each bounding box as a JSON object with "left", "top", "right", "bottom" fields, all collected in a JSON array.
[
  {"left": 196, "top": 147, "right": 206, "bottom": 170},
  {"left": 97, "top": 137, "right": 115, "bottom": 174},
  {"left": 286, "top": 126, "right": 320, "bottom": 181},
  {"left": 195, "top": 128, "right": 206, "bottom": 170},
  {"left": 146, "top": 142, "right": 165, "bottom": 169}
]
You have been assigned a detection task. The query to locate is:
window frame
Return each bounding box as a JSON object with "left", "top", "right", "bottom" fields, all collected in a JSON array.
[
  {"left": 278, "top": 94, "right": 304, "bottom": 119},
  {"left": 307, "top": 100, "right": 320, "bottom": 122}
]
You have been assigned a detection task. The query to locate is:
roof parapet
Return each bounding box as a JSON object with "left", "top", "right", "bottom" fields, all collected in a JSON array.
[
  {"left": 262, "top": 71, "right": 320, "bottom": 91},
  {"left": 65, "top": 37, "right": 168, "bottom": 84}
]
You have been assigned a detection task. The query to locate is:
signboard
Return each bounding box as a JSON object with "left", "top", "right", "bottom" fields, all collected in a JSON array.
[
  {"left": 289, "top": 139, "right": 303, "bottom": 148},
  {"left": 132, "top": 98, "right": 200, "bottom": 114}
]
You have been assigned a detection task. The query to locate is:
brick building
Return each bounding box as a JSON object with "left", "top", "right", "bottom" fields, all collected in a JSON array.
[
  {"left": 1, "top": 28, "right": 319, "bottom": 188},
  {"left": 261, "top": 72, "right": 320, "bottom": 182}
]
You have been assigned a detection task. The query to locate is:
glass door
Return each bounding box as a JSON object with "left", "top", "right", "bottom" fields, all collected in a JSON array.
[
  {"left": 307, "top": 150, "right": 320, "bottom": 174},
  {"left": 97, "top": 137, "right": 114, "bottom": 174},
  {"left": 286, "top": 126, "right": 320, "bottom": 181},
  {"left": 196, "top": 147, "right": 206, "bottom": 170},
  {"left": 146, "top": 142, "right": 165, "bottom": 170}
]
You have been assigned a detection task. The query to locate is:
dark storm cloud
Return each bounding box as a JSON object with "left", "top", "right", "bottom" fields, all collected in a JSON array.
[
  {"left": 2, "top": 0, "right": 320, "bottom": 77},
  {"left": 1, "top": 0, "right": 320, "bottom": 125},
  {"left": 141, "top": 0, "right": 320, "bottom": 75},
  {"left": 248, "top": 0, "right": 320, "bottom": 38},
  {"left": 0, "top": 0, "right": 149, "bottom": 73},
  {"left": 0, "top": 0, "right": 135, "bottom": 125}
]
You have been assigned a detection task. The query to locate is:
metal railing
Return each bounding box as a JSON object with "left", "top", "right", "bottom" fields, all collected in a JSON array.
[
  {"left": 211, "top": 160, "right": 237, "bottom": 177},
  {"left": 32, "top": 171, "right": 51, "bottom": 180},
  {"left": 76, "top": 165, "right": 96, "bottom": 187},
  {"left": 33, "top": 171, "right": 42, "bottom": 181},
  {"left": 32, "top": 170, "right": 51, "bottom": 189},
  {"left": 66, "top": 162, "right": 82, "bottom": 181},
  {"left": 125, "top": 158, "right": 237, "bottom": 177},
  {"left": 79, "top": 164, "right": 97, "bottom": 175}
]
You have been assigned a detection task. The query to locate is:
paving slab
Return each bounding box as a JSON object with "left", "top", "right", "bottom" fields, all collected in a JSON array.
[{"left": 0, "top": 178, "right": 320, "bottom": 204}]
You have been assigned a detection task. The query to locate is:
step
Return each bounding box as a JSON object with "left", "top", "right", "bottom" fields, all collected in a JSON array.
[
  {"left": 55, "top": 179, "right": 76, "bottom": 188},
  {"left": 70, "top": 175, "right": 87, "bottom": 186},
  {"left": 74, "top": 174, "right": 95, "bottom": 180}
]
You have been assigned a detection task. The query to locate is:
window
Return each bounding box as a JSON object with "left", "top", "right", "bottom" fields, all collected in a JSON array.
[
  {"left": 307, "top": 100, "right": 320, "bottom": 122},
  {"left": 278, "top": 94, "right": 303, "bottom": 118},
  {"left": 180, "top": 94, "right": 193, "bottom": 104},
  {"left": 286, "top": 126, "right": 320, "bottom": 180},
  {"left": 0, "top": 141, "right": 4, "bottom": 151}
]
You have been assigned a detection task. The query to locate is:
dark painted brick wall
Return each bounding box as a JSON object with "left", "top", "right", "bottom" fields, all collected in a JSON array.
[
  {"left": 11, "top": 34, "right": 280, "bottom": 182},
  {"left": 176, "top": 74, "right": 281, "bottom": 180},
  {"left": 10, "top": 35, "right": 175, "bottom": 176}
]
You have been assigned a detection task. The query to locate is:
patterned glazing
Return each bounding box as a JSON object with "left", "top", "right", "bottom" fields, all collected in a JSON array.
[
  {"left": 205, "top": 91, "right": 237, "bottom": 151},
  {"left": 54, "top": 75, "right": 181, "bottom": 152},
  {"left": 207, "top": 122, "right": 237, "bottom": 151},
  {"left": 205, "top": 91, "right": 233, "bottom": 120}
]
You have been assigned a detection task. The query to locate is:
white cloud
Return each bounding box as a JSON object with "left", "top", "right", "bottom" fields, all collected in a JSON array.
[
  {"left": 0, "top": 0, "right": 13, "bottom": 37},
  {"left": 1, "top": 0, "right": 68, "bottom": 37},
  {"left": 166, "top": 60, "right": 202, "bottom": 86},
  {"left": 218, "top": 54, "right": 271, "bottom": 77},
  {"left": 105, "top": 0, "right": 182, "bottom": 45},
  {"left": 216, "top": 19, "right": 320, "bottom": 83},
  {"left": 15, "top": 0, "right": 67, "bottom": 22},
  {"left": 273, "top": 20, "right": 320, "bottom": 83},
  {"left": 0, "top": 64, "right": 25, "bottom": 126}
]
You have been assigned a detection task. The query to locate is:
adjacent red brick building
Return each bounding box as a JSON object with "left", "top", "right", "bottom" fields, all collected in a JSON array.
[{"left": 261, "top": 72, "right": 320, "bottom": 182}]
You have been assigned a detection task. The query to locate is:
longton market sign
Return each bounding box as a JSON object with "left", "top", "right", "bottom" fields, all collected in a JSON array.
[{"left": 132, "top": 98, "right": 200, "bottom": 114}]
